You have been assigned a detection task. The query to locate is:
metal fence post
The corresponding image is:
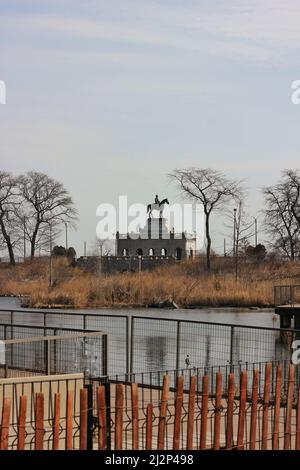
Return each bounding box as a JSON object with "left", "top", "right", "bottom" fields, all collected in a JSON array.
[
  {"left": 10, "top": 311, "right": 15, "bottom": 368},
  {"left": 105, "top": 381, "right": 111, "bottom": 450},
  {"left": 230, "top": 326, "right": 234, "bottom": 371},
  {"left": 102, "top": 334, "right": 108, "bottom": 376},
  {"left": 176, "top": 321, "right": 181, "bottom": 371},
  {"left": 10, "top": 311, "right": 14, "bottom": 332},
  {"left": 43, "top": 312, "right": 47, "bottom": 334},
  {"left": 46, "top": 339, "right": 51, "bottom": 375},
  {"left": 85, "top": 383, "right": 94, "bottom": 450},
  {"left": 53, "top": 330, "right": 57, "bottom": 374},
  {"left": 130, "top": 317, "right": 135, "bottom": 374},
  {"left": 126, "top": 316, "right": 130, "bottom": 375}
]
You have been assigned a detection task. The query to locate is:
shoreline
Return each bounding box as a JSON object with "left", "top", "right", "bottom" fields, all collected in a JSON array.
[{"left": 0, "top": 295, "right": 274, "bottom": 312}]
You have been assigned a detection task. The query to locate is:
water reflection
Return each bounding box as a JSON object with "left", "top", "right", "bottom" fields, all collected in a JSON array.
[{"left": 145, "top": 336, "right": 167, "bottom": 372}]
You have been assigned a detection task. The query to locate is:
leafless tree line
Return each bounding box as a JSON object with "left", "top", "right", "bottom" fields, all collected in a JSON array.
[
  {"left": 1, "top": 167, "right": 299, "bottom": 270},
  {"left": 0, "top": 171, "right": 78, "bottom": 265},
  {"left": 170, "top": 167, "right": 300, "bottom": 271},
  {"left": 263, "top": 169, "right": 300, "bottom": 261}
]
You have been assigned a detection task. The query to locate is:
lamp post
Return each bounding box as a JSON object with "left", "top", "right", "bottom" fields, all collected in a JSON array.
[
  {"left": 65, "top": 222, "right": 68, "bottom": 251},
  {"left": 99, "top": 242, "right": 103, "bottom": 276},
  {"left": 252, "top": 217, "right": 258, "bottom": 247},
  {"left": 233, "top": 208, "right": 237, "bottom": 256},
  {"left": 233, "top": 208, "right": 238, "bottom": 281},
  {"left": 23, "top": 216, "right": 26, "bottom": 262},
  {"left": 49, "top": 224, "right": 53, "bottom": 287}
]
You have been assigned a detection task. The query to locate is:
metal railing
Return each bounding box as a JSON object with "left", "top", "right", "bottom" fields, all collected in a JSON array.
[
  {"left": 0, "top": 308, "right": 129, "bottom": 375},
  {"left": 0, "top": 330, "right": 108, "bottom": 378},
  {"left": 0, "top": 373, "right": 84, "bottom": 449},
  {"left": 1, "top": 359, "right": 297, "bottom": 450},
  {"left": 93, "top": 359, "right": 298, "bottom": 396},
  {"left": 0, "top": 307, "right": 299, "bottom": 376},
  {"left": 130, "top": 316, "right": 299, "bottom": 374},
  {"left": 87, "top": 359, "right": 300, "bottom": 450},
  {"left": 0, "top": 322, "right": 101, "bottom": 340}
]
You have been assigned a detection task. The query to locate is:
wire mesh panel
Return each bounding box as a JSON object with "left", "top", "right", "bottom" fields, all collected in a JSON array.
[
  {"left": 44, "top": 312, "right": 84, "bottom": 329},
  {"left": 179, "top": 321, "right": 232, "bottom": 370},
  {"left": 48, "top": 335, "right": 105, "bottom": 376},
  {"left": 0, "top": 309, "right": 129, "bottom": 375},
  {"left": 131, "top": 317, "right": 178, "bottom": 373},
  {"left": 0, "top": 311, "right": 13, "bottom": 324},
  {"left": 85, "top": 315, "right": 128, "bottom": 375},
  {"left": 131, "top": 317, "right": 300, "bottom": 377},
  {"left": 0, "top": 332, "right": 107, "bottom": 378},
  {"left": 232, "top": 326, "right": 294, "bottom": 364},
  {"left": 5, "top": 325, "right": 45, "bottom": 340},
  {"left": 12, "top": 310, "right": 46, "bottom": 326},
  {"left": 0, "top": 374, "right": 84, "bottom": 450},
  {"left": 89, "top": 360, "right": 300, "bottom": 450}
]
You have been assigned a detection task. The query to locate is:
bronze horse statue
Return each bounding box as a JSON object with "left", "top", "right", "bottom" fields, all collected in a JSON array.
[{"left": 147, "top": 198, "right": 169, "bottom": 217}]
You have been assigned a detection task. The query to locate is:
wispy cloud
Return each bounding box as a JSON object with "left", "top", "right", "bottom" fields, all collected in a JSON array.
[{"left": 1, "top": 1, "right": 300, "bottom": 65}]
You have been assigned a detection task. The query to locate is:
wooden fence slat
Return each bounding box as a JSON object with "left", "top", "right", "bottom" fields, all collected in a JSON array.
[
  {"left": 237, "top": 371, "right": 247, "bottom": 450},
  {"left": 97, "top": 385, "right": 107, "bottom": 450},
  {"left": 157, "top": 375, "right": 170, "bottom": 450},
  {"left": 173, "top": 376, "right": 184, "bottom": 450},
  {"left": 80, "top": 388, "right": 88, "bottom": 450},
  {"left": 272, "top": 364, "right": 282, "bottom": 450},
  {"left": 261, "top": 363, "right": 271, "bottom": 450},
  {"left": 213, "top": 372, "right": 222, "bottom": 450},
  {"left": 186, "top": 375, "right": 196, "bottom": 450},
  {"left": 131, "top": 383, "right": 139, "bottom": 450},
  {"left": 146, "top": 404, "right": 153, "bottom": 450},
  {"left": 53, "top": 393, "right": 60, "bottom": 450},
  {"left": 66, "top": 390, "right": 73, "bottom": 450},
  {"left": 17, "top": 395, "right": 27, "bottom": 451},
  {"left": 284, "top": 363, "right": 295, "bottom": 450},
  {"left": 35, "top": 392, "right": 44, "bottom": 450},
  {"left": 249, "top": 369, "right": 259, "bottom": 450},
  {"left": 226, "top": 373, "right": 235, "bottom": 449},
  {"left": 115, "top": 384, "right": 124, "bottom": 450},
  {"left": 200, "top": 375, "right": 209, "bottom": 450},
  {"left": 0, "top": 398, "right": 11, "bottom": 450},
  {"left": 296, "top": 385, "right": 300, "bottom": 450}
]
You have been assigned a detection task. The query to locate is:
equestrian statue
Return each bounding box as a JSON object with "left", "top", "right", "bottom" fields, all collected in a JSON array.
[{"left": 147, "top": 195, "right": 169, "bottom": 218}]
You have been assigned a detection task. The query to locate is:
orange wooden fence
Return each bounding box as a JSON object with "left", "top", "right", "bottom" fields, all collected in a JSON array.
[{"left": 0, "top": 363, "right": 300, "bottom": 450}]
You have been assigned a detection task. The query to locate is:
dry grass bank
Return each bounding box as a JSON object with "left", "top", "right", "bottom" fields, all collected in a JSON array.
[{"left": 0, "top": 257, "right": 299, "bottom": 309}]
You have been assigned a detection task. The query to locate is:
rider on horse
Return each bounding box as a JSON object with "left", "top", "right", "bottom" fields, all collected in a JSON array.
[{"left": 147, "top": 196, "right": 169, "bottom": 217}]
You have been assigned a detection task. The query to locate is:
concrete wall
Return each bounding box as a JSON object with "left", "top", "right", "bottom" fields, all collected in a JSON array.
[{"left": 77, "top": 255, "right": 176, "bottom": 274}]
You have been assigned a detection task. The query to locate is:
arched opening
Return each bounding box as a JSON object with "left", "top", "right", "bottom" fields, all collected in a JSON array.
[
  {"left": 160, "top": 248, "right": 167, "bottom": 257},
  {"left": 149, "top": 248, "right": 155, "bottom": 256},
  {"left": 122, "top": 248, "right": 128, "bottom": 256},
  {"left": 136, "top": 248, "right": 143, "bottom": 256},
  {"left": 190, "top": 249, "right": 194, "bottom": 258},
  {"left": 175, "top": 247, "right": 182, "bottom": 260}
]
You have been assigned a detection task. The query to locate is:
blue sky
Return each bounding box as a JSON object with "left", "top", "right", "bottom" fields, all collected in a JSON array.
[{"left": 1, "top": 0, "right": 300, "bottom": 254}]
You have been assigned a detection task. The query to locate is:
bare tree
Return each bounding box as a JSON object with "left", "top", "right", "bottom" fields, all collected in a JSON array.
[
  {"left": 0, "top": 172, "right": 20, "bottom": 265},
  {"left": 263, "top": 172, "right": 300, "bottom": 260},
  {"left": 285, "top": 169, "right": 300, "bottom": 227},
  {"left": 17, "top": 172, "right": 78, "bottom": 259},
  {"left": 170, "top": 168, "right": 243, "bottom": 271}
]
